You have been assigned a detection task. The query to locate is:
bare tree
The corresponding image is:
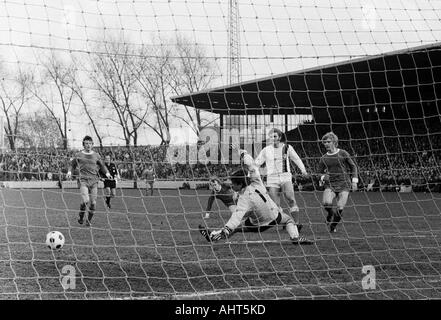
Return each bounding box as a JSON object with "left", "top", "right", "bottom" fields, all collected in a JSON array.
[
  {"left": 87, "top": 34, "right": 149, "bottom": 147},
  {"left": 67, "top": 56, "right": 105, "bottom": 150},
  {"left": 135, "top": 42, "right": 177, "bottom": 146},
  {"left": 30, "top": 51, "right": 76, "bottom": 149},
  {"left": 18, "top": 110, "right": 62, "bottom": 149},
  {"left": 0, "top": 67, "right": 34, "bottom": 150},
  {"left": 169, "top": 34, "right": 218, "bottom": 135}
]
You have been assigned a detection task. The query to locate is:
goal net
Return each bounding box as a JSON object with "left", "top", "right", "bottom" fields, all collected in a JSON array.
[{"left": 0, "top": 0, "right": 440, "bottom": 300}]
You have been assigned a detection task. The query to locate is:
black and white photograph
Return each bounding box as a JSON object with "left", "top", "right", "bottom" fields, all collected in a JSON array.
[{"left": 0, "top": 0, "right": 440, "bottom": 306}]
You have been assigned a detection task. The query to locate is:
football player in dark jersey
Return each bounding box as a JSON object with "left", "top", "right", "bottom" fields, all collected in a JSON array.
[
  {"left": 67, "top": 136, "right": 111, "bottom": 226},
  {"left": 205, "top": 176, "right": 238, "bottom": 218},
  {"left": 103, "top": 154, "right": 120, "bottom": 209},
  {"left": 318, "top": 132, "right": 358, "bottom": 233}
]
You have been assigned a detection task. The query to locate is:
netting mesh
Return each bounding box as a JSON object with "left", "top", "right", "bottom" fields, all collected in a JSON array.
[{"left": 0, "top": 0, "right": 440, "bottom": 300}]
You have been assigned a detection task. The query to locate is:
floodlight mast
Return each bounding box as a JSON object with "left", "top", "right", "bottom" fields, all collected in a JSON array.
[{"left": 228, "top": 0, "right": 241, "bottom": 85}]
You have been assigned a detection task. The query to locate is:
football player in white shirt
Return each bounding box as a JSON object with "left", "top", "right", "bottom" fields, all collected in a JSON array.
[
  {"left": 255, "top": 128, "right": 308, "bottom": 227},
  {"left": 199, "top": 169, "right": 313, "bottom": 245}
]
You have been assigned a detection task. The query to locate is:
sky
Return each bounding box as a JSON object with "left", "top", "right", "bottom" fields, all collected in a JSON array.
[{"left": 0, "top": 0, "right": 440, "bottom": 148}]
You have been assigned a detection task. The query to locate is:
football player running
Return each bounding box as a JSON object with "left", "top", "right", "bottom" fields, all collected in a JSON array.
[{"left": 318, "top": 132, "right": 358, "bottom": 233}]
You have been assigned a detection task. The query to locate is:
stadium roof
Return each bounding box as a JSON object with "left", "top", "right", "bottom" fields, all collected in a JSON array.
[{"left": 170, "top": 42, "right": 441, "bottom": 115}]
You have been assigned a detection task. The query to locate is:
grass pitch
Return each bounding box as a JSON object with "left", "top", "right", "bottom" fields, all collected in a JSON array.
[{"left": 1, "top": 187, "right": 441, "bottom": 300}]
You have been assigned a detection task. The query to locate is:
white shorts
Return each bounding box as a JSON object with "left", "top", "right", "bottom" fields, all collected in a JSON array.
[{"left": 266, "top": 173, "right": 292, "bottom": 189}]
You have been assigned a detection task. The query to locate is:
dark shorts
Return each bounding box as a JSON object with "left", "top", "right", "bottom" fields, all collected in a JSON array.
[
  {"left": 104, "top": 179, "right": 116, "bottom": 189},
  {"left": 146, "top": 180, "right": 154, "bottom": 186},
  {"left": 222, "top": 200, "right": 236, "bottom": 207},
  {"left": 326, "top": 180, "right": 350, "bottom": 193},
  {"left": 244, "top": 211, "right": 282, "bottom": 233}
]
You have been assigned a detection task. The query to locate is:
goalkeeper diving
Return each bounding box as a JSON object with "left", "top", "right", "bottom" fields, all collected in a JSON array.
[{"left": 199, "top": 145, "right": 313, "bottom": 245}]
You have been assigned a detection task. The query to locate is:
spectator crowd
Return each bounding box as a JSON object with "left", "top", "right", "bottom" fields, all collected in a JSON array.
[{"left": 0, "top": 127, "right": 440, "bottom": 192}]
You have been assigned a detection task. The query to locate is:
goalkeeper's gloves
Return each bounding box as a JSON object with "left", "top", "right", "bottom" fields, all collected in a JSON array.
[
  {"left": 106, "top": 172, "right": 112, "bottom": 180},
  {"left": 210, "top": 226, "right": 233, "bottom": 242}
]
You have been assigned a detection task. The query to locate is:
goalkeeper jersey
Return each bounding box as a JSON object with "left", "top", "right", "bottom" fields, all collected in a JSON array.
[{"left": 225, "top": 181, "right": 280, "bottom": 231}]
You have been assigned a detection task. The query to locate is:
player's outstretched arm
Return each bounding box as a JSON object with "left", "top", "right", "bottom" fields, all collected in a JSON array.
[
  {"left": 209, "top": 226, "right": 233, "bottom": 241},
  {"left": 222, "top": 197, "right": 249, "bottom": 233},
  {"left": 288, "top": 145, "right": 307, "bottom": 175},
  {"left": 209, "top": 212, "right": 245, "bottom": 242},
  {"left": 254, "top": 148, "right": 266, "bottom": 167},
  {"left": 202, "top": 196, "right": 250, "bottom": 242}
]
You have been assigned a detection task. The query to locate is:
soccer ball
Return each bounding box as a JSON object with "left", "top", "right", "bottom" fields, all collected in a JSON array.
[{"left": 45, "top": 231, "right": 65, "bottom": 250}]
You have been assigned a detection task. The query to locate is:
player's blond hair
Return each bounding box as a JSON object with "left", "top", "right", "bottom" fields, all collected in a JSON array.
[{"left": 322, "top": 132, "right": 338, "bottom": 146}]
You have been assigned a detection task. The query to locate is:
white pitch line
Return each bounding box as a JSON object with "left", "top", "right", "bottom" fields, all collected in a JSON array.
[
  {"left": 149, "top": 233, "right": 441, "bottom": 247},
  {"left": 115, "top": 276, "right": 441, "bottom": 300},
  {"left": 220, "top": 233, "right": 440, "bottom": 245}
]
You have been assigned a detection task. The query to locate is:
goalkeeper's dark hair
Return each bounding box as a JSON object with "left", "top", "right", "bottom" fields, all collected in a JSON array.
[{"left": 230, "top": 169, "right": 251, "bottom": 188}]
